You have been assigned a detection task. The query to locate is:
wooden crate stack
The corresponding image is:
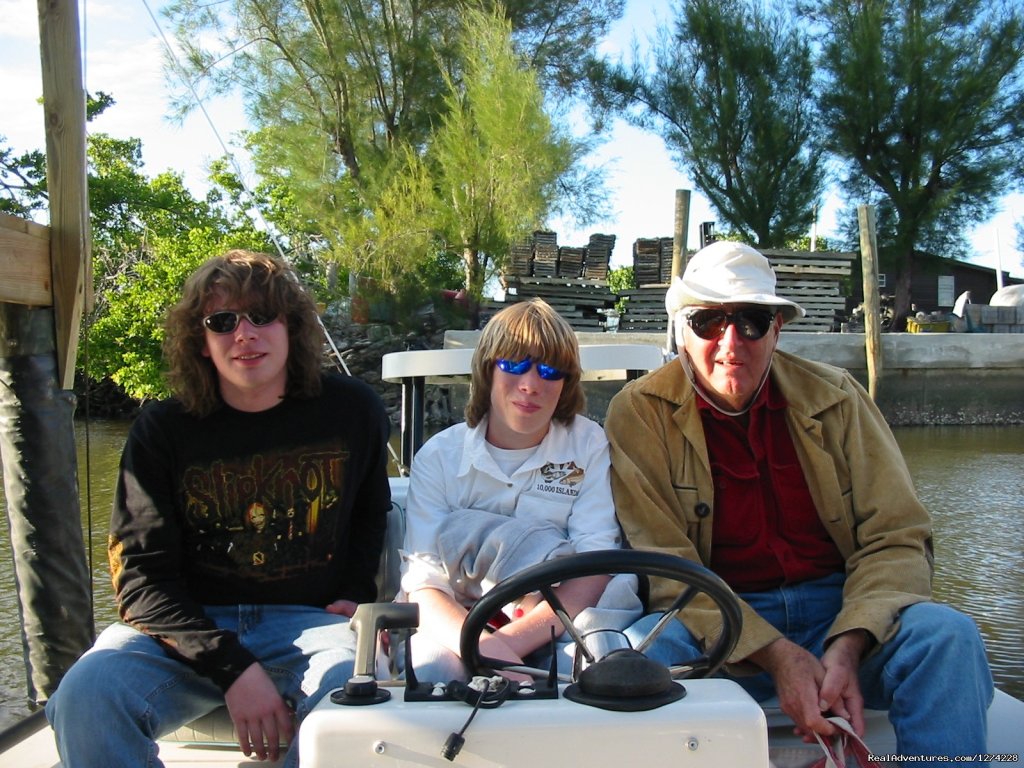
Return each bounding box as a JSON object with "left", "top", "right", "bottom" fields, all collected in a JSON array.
[
  {"left": 633, "top": 238, "right": 669, "bottom": 287},
  {"left": 617, "top": 285, "right": 669, "bottom": 332},
  {"left": 493, "top": 231, "right": 619, "bottom": 330},
  {"left": 505, "top": 232, "right": 616, "bottom": 281},
  {"left": 503, "top": 276, "right": 617, "bottom": 331},
  {"left": 762, "top": 249, "right": 855, "bottom": 332},
  {"left": 532, "top": 230, "right": 559, "bottom": 277},
  {"left": 476, "top": 299, "right": 506, "bottom": 328},
  {"left": 659, "top": 238, "right": 673, "bottom": 283},
  {"left": 558, "top": 246, "right": 585, "bottom": 279},
  {"left": 617, "top": 242, "right": 854, "bottom": 334},
  {"left": 584, "top": 234, "right": 616, "bottom": 280},
  {"left": 507, "top": 241, "right": 533, "bottom": 277},
  {"left": 619, "top": 237, "right": 673, "bottom": 332}
]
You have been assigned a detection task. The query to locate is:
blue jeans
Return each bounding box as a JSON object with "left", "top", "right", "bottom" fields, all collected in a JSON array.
[
  {"left": 45, "top": 605, "right": 358, "bottom": 768},
  {"left": 625, "top": 573, "right": 994, "bottom": 757}
]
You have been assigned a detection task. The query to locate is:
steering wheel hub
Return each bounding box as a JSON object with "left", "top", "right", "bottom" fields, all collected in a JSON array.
[{"left": 564, "top": 648, "right": 686, "bottom": 711}]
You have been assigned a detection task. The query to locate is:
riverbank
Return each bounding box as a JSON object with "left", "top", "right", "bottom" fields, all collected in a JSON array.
[
  {"left": 74, "top": 320, "right": 1024, "bottom": 428},
  {"left": 777, "top": 331, "right": 1024, "bottom": 425}
]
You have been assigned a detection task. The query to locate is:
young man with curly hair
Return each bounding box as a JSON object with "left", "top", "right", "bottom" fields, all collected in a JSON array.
[{"left": 47, "top": 250, "right": 392, "bottom": 767}]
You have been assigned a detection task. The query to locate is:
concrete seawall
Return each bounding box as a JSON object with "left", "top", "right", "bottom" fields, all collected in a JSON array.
[
  {"left": 776, "top": 333, "right": 1024, "bottom": 425},
  {"left": 445, "top": 330, "right": 1024, "bottom": 426}
]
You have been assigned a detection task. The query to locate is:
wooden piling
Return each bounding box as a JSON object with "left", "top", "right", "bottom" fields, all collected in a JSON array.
[
  {"left": 672, "top": 189, "right": 690, "bottom": 282},
  {"left": 857, "top": 205, "right": 883, "bottom": 400},
  {"left": 37, "top": 0, "right": 92, "bottom": 389}
]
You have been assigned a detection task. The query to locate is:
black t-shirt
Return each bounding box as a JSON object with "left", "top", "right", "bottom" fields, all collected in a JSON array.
[{"left": 109, "top": 373, "right": 392, "bottom": 689}]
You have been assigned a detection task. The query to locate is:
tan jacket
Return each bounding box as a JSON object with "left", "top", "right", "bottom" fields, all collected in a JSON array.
[{"left": 605, "top": 350, "right": 933, "bottom": 667}]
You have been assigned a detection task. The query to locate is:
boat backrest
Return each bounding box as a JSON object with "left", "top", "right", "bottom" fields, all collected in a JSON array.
[
  {"left": 377, "top": 477, "right": 409, "bottom": 602},
  {"left": 382, "top": 341, "right": 666, "bottom": 471},
  {"left": 381, "top": 343, "right": 666, "bottom": 383}
]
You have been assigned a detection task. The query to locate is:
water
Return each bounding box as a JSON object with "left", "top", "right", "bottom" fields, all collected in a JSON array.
[
  {"left": 0, "top": 419, "right": 126, "bottom": 729},
  {"left": 1, "top": 422, "right": 1022, "bottom": 731},
  {"left": 894, "top": 427, "right": 1024, "bottom": 702}
]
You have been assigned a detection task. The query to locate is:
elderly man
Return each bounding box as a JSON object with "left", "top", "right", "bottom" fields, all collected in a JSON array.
[{"left": 605, "top": 241, "right": 992, "bottom": 757}]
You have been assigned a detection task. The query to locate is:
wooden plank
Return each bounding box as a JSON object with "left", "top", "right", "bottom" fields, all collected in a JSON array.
[
  {"left": 622, "top": 308, "right": 670, "bottom": 316},
  {"left": 511, "top": 295, "right": 615, "bottom": 309},
  {"left": 38, "top": 0, "right": 91, "bottom": 388},
  {"left": 776, "top": 283, "right": 841, "bottom": 292},
  {"left": 508, "top": 276, "right": 610, "bottom": 289},
  {"left": 769, "top": 253, "right": 854, "bottom": 262},
  {"left": 619, "top": 288, "right": 669, "bottom": 298},
  {"left": 620, "top": 314, "right": 669, "bottom": 322},
  {"left": 770, "top": 257, "right": 854, "bottom": 267},
  {"left": 619, "top": 324, "right": 665, "bottom": 333},
  {"left": 0, "top": 213, "right": 52, "bottom": 305},
  {"left": 773, "top": 265, "right": 851, "bottom": 276}
]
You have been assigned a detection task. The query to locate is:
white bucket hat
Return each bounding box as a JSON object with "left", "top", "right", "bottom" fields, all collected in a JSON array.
[{"left": 665, "top": 241, "right": 805, "bottom": 323}]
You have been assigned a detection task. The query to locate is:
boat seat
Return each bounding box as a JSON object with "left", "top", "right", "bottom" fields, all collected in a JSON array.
[{"left": 382, "top": 343, "right": 666, "bottom": 468}]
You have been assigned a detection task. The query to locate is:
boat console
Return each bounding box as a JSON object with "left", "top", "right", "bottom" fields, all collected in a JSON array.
[
  {"left": 299, "top": 676, "right": 769, "bottom": 767},
  {"left": 299, "top": 550, "right": 771, "bottom": 768}
]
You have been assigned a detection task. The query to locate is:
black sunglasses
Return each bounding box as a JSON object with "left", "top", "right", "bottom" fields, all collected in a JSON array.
[
  {"left": 495, "top": 357, "right": 567, "bottom": 381},
  {"left": 685, "top": 308, "right": 777, "bottom": 341},
  {"left": 202, "top": 310, "right": 278, "bottom": 335}
]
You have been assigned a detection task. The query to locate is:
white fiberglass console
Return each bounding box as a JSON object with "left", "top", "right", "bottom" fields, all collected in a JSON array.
[
  {"left": 299, "top": 676, "right": 769, "bottom": 767},
  {"left": 301, "top": 550, "right": 770, "bottom": 768}
]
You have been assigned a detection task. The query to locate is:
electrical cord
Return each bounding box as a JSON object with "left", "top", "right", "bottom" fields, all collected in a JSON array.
[{"left": 441, "top": 676, "right": 516, "bottom": 760}]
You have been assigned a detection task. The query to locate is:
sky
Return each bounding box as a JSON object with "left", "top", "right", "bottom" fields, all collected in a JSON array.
[{"left": 3, "top": 0, "right": 1023, "bottom": 280}]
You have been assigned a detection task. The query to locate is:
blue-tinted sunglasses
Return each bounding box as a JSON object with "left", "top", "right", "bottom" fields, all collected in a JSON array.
[{"left": 495, "top": 357, "right": 567, "bottom": 381}]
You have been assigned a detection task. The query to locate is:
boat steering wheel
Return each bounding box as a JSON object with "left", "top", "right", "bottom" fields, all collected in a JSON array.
[{"left": 459, "top": 549, "right": 742, "bottom": 684}]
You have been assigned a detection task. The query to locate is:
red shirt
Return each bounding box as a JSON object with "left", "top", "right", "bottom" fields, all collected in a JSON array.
[{"left": 698, "top": 378, "right": 844, "bottom": 592}]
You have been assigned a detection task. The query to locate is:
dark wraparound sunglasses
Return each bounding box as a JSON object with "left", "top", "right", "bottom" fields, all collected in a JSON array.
[
  {"left": 685, "top": 308, "right": 777, "bottom": 341},
  {"left": 203, "top": 310, "right": 278, "bottom": 334},
  {"left": 495, "top": 357, "right": 567, "bottom": 381}
]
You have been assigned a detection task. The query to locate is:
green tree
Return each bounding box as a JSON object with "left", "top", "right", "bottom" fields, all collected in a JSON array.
[
  {"left": 80, "top": 136, "right": 273, "bottom": 399},
  {"left": 430, "top": 8, "right": 574, "bottom": 295},
  {"left": 162, "top": 0, "right": 617, "bottom": 291},
  {"left": 606, "top": 264, "right": 634, "bottom": 315},
  {"left": 0, "top": 140, "right": 47, "bottom": 217},
  {"left": 2, "top": 126, "right": 272, "bottom": 400},
  {"left": 87, "top": 135, "right": 227, "bottom": 275},
  {"left": 590, "top": 0, "right": 824, "bottom": 248},
  {"left": 806, "top": 0, "right": 1024, "bottom": 323},
  {"left": 87, "top": 226, "right": 271, "bottom": 401},
  {"left": 1, "top": 92, "right": 118, "bottom": 218},
  {"left": 502, "top": 0, "right": 625, "bottom": 97}
]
